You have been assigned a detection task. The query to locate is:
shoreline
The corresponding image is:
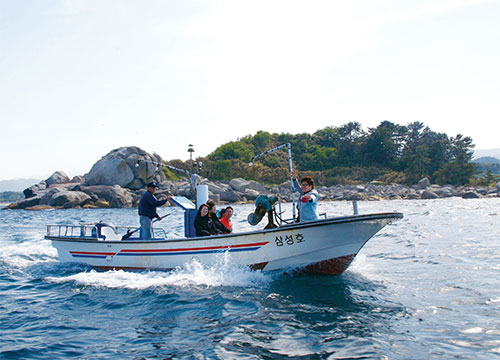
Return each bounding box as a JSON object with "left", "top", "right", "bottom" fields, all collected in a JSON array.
[
  {"left": 3, "top": 176, "right": 499, "bottom": 211},
  {"left": 0, "top": 183, "right": 500, "bottom": 211}
]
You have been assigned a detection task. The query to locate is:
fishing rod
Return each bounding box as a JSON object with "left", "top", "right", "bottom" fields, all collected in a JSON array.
[
  {"left": 249, "top": 143, "right": 296, "bottom": 220},
  {"left": 121, "top": 213, "right": 171, "bottom": 240},
  {"left": 134, "top": 160, "right": 200, "bottom": 196},
  {"left": 134, "top": 159, "right": 189, "bottom": 175}
]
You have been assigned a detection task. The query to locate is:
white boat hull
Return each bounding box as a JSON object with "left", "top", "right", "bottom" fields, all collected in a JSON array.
[{"left": 47, "top": 213, "right": 402, "bottom": 275}]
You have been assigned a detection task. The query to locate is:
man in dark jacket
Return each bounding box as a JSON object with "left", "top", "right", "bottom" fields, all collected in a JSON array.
[{"left": 138, "top": 182, "right": 172, "bottom": 239}]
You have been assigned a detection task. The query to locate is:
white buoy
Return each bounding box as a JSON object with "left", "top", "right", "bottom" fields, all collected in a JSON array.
[{"left": 196, "top": 184, "right": 208, "bottom": 209}]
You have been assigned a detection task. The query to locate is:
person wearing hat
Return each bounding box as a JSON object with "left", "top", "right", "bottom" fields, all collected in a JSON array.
[{"left": 138, "top": 182, "right": 172, "bottom": 239}]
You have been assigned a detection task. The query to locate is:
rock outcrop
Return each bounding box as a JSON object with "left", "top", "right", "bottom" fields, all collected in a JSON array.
[
  {"left": 416, "top": 177, "right": 431, "bottom": 190},
  {"left": 45, "top": 171, "right": 71, "bottom": 187},
  {"left": 84, "top": 146, "right": 166, "bottom": 190},
  {"left": 49, "top": 191, "right": 92, "bottom": 208},
  {"left": 23, "top": 181, "right": 47, "bottom": 198}
]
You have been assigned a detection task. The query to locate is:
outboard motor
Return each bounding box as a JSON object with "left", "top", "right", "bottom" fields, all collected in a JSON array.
[{"left": 248, "top": 195, "right": 278, "bottom": 229}]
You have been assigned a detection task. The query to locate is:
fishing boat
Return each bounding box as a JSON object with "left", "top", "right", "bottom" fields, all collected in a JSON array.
[
  {"left": 46, "top": 209, "right": 402, "bottom": 275},
  {"left": 46, "top": 143, "right": 403, "bottom": 275}
]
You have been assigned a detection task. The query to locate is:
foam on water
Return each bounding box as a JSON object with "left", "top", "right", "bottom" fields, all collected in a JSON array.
[
  {"left": 462, "top": 327, "right": 484, "bottom": 334},
  {"left": 46, "top": 252, "right": 273, "bottom": 290},
  {"left": 0, "top": 239, "right": 58, "bottom": 269}
]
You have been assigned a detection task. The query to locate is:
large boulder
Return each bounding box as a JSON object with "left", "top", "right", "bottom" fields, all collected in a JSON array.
[
  {"left": 462, "top": 191, "right": 480, "bottom": 199},
  {"left": 23, "top": 181, "right": 47, "bottom": 198},
  {"left": 85, "top": 146, "right": 166, "bottom": 190},
  {"left": 405, "top": 192, "right": 421, "bottom": 200},
  {"left": 49, "top": 191, "right": 92, "bottom": 208},
  {"left": 243, "top": 188, "right": 260, "bottom": 200},
  {"left": 109, "top": 185, "right": 133, "bottom": 208},
  {"left": 219, "top": 190, "right": 244, "bottom": 202},
  {"left": 229, "top": 178, "right": 268, "bottom": 194},
  {"left": 4, "top": 196, "right": 41, "bottom": 209},
  {"left": 40, "top": 187, "right": 64, "bottom": 205},
  {"left": 206, "top": 181, "right": 231, "bottom": 195},
  {"left": 416, "top": 177, "right": 431, "bottom": 190},
  {"left": 229, "top": 178, "right": 250, "bottom": 192},
  {"left": 85, "top": 156, "right": 134, "bottom": 188},
  {"left": 45, "top": 171, "right": 70, "bottom": 187},
  {"left": 71, "top": 175, "right": 84, "bottom": 183},
  {"left": 421, "top": 190, "right": 439, "bottom": 199},
  {"left": 431, "top": 185, "right": 456, "bottom": 198},
  {"left": 246, "top": 180, "right": 268, "bottom": 193},
  {"left": 78, "top": 185, "right": 133, "bottom": 208}
]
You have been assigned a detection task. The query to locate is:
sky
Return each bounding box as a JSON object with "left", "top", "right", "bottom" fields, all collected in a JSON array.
[{"left": 1, "top": 0, "right": 499, "bottom": 180}]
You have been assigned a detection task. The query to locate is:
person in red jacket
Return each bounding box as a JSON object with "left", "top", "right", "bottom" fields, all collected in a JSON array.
[{"left": 219, "top": 206, "right": 233, "bottom": 232}]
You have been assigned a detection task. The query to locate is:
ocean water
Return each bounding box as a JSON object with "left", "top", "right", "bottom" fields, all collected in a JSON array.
[{"left": 1, "top": 198, "right": 499, "bottom": 359}]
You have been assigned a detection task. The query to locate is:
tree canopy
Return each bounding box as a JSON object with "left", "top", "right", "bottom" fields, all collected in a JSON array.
[{"left": 171, "top": 121, "right": 477, "bottom": 186}]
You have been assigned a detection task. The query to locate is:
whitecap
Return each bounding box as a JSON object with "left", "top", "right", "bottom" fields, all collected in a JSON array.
[
  {"left": 461, "top": 327, "right": 483, "bottom": 334},
  {"left": 46, "top": 252, "right": 273, "bottom": 290},
  {"left": 0, "top": 240, "right": 58, "bottom": 269},
  {"left": 486, "top": 297, "right": 500, "bottom": 304},
  {"left": 448, "top": 339, "right": 480, "bottom": 348}
]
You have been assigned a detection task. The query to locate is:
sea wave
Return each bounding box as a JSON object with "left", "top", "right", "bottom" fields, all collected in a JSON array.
[
  {"left": 45, "top": 253, "right": 273, "bottom": 290},
  {"left": 0, "top": 239, "right": 57, "bottom": 269}
]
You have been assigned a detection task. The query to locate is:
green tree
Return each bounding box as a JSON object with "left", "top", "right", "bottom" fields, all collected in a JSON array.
[
  {"left": 400, "top": 122, "right": 431, "bottom": 183},
  {"left": 336, "top": 121, "right": 365, "bottom": 165},
  {"left": 476, "top": 170, "right": 500, "bottom": 186},
  {"left": 199, "top": 122, "right": 476, "bottom": 186},
  {"left": 361, "top": 121, "right": 406, "bottom": 169},
  {"left": 434, "top": 135, "right": 475, "bottom": 185}
]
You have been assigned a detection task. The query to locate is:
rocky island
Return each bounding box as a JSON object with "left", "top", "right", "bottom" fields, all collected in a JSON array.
[{"left": 3, "top": 146, "right": 499, "bottom": 211}]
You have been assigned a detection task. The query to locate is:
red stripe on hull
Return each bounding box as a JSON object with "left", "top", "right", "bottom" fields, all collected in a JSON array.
[
  {"left": 119, "top": 241, "right": 269, "bottom": 253},
  {"left": 302, "top": 254, "right": 356, "bottom": 275}
]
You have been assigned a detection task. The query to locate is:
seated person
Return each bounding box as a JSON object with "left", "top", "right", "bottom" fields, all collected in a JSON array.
[
  {"left": 219, "top": 206, "right": 233, "bottom": 232},
  {"left": 194, "top": 204, "right": 219, "bottom": 236},
  {"left": 207, "top": 200, "right": 232, "bottom": 234}
]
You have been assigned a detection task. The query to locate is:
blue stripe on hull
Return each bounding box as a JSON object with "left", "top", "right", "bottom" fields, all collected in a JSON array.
[{"left": 72, "top": 254, "right": 108, "bottom": 259}]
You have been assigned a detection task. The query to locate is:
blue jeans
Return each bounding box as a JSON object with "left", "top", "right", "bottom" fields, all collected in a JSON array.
[{"left": 140, "top": 215, "right": 153, "bottom": 240}]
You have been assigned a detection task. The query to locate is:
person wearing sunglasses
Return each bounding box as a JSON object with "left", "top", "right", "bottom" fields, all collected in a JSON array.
[{"left": 292, "top": 170, "right": 319, "bottom": 222}]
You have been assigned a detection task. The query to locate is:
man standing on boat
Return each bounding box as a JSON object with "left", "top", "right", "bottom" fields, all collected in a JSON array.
[
  {"left": 292, "top": 170, "right": 319, "bottom": 222},
  {"left": 138, "top": 182, "right": 172, "bottom": 239}
]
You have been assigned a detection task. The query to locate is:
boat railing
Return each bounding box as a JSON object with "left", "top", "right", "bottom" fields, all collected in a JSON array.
[{"left": 46, "top": 224, "right": 99, "bottom": 239}]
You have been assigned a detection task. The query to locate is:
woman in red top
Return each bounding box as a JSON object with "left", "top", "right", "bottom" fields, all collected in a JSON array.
[{"left": 219, "top": 206, "right": 233, "bottom": 232}]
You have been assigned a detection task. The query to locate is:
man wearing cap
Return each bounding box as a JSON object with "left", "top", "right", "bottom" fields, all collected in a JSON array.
[{"left": 138, "top": 182, "right": 172, "bottom": 239}]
